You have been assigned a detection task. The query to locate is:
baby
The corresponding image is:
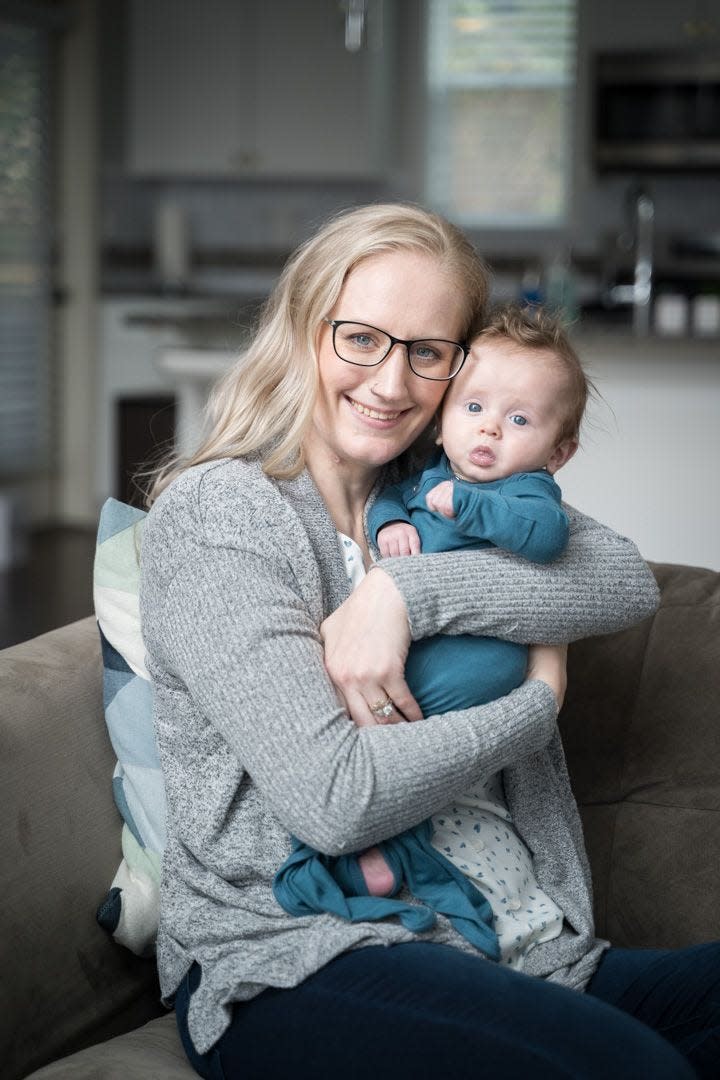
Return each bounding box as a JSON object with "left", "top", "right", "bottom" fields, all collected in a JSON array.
[{"left": 361, "top": 302, "right": 586, "bottom": 894}]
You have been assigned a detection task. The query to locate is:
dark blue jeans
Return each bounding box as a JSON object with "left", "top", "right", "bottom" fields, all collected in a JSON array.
[{"left": 176, "top": 941, "right": 720, "bottom": 1079}]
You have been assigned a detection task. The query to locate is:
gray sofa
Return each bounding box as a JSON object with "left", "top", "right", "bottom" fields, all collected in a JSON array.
[{"left": 2, "top": 562, "right": 719, "bottom": 1078}]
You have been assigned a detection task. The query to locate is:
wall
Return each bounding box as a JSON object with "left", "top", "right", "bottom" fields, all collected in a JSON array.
[{"left": 561, "top": 338, "right": 720, "bottom": 572}]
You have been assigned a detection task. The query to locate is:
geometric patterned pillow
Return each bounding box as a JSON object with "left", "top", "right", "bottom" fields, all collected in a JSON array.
[{"left": 93, "top": 498, "right": 165, "bottom": 956}]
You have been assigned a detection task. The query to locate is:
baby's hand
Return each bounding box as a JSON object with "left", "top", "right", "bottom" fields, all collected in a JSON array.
[
  {"left": 377, "top": 521, "right": 422, "bottom": 557},
  {"left": 425, "top": 480, "right": 455, "bottom": 518}
]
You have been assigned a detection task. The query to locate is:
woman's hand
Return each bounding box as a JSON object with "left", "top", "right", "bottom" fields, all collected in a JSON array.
[
  {"left": 320, "top": 567, "right": 423, "bottom": 727},
  {"left": 525, "top": 643, "right": 568, "bottom": 710}
]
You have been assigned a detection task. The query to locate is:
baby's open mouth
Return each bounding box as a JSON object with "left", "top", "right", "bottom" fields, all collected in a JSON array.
[{"left": 469, "top": 445, "right": 496, "bottom": 466}]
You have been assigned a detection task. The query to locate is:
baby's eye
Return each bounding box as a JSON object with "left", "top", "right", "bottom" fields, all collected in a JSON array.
[
  {"left": 510, "top": 414, "right": 528, "bottom": 426},
  {"left": 466, "top": 402, "right": 482, "bottom": 413}
]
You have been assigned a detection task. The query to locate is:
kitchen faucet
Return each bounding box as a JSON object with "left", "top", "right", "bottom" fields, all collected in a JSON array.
[{"left": 605, "top": 186, "right": 655, "bottom": 336}]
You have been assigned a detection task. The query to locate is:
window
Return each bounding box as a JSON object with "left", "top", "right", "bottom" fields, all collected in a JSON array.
[{"left": 426, "top": 0, "right": 577, "bottom": 227}]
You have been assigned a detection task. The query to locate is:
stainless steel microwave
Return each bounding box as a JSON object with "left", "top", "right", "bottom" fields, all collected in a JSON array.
[{"left": 593, "top": 50, "right": 720, "bottom": 171}]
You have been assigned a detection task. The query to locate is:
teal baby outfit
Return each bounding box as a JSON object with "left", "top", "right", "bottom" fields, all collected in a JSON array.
[{"left": 274, "top": 820, "right": 500, "bottom": 959}]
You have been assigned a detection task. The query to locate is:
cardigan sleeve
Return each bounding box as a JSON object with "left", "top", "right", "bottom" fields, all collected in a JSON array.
[{"left": 376, "top": 504, "right": 659, "bottom": 645}]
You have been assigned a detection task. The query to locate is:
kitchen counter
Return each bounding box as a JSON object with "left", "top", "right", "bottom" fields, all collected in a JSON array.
[
  {"left": 155, "top": 345, "right": 238, "bottom": 454},
  {"left": 573, "top": 330, "right": 720, "bottom": 355}
]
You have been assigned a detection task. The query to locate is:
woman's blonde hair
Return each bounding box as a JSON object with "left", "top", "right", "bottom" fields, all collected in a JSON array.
[{"left": 145, "top": 203, "right": 489, "bottom": 505}]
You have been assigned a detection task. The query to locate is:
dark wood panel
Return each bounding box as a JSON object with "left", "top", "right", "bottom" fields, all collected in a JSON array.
[{"left": 117, "top": 395, "right": 175, "bottom": 506}]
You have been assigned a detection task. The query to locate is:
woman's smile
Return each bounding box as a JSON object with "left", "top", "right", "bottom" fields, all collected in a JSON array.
[{"left": 346, "top": 396, "right": 405, "bottom": 423}]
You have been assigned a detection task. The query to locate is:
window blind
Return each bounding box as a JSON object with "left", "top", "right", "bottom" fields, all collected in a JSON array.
[
  {"left": 426, "top": 0, "right": 577, "bottom": 226},
  {"left": 0, "top": 16, "right": 51, "bottom": 475}
]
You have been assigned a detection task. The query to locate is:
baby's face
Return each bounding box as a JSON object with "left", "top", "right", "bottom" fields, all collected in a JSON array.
[{"left": 438, "top": 337, "right": 577, "bottom": 483}]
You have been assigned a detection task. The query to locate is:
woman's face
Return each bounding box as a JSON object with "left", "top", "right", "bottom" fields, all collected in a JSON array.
[{"left": 307, "top": 250, "right": 467, "bottom": 479}]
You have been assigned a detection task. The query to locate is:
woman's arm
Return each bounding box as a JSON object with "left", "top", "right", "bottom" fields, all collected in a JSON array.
[
  {"left": 322, "top": 505, "right": 656, "bottom": 726},
  {"left": 377, "top": 504, "right": 660, "bottom": 644}
]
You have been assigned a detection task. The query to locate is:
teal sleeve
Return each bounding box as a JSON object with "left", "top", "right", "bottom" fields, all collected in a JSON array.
[
  {"left": 367, "top": 479, "right": 415, "bottom": 545},
  {"left": 452, "top": 472, "right": 569, "bottom": 563}
]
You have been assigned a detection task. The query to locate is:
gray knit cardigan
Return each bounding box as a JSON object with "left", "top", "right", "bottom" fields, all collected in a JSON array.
[{"left": 139, "top": 457, "right": 660, "bottom": 1055}]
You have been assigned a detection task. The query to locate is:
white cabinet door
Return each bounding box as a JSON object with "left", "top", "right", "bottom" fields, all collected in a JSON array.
[
  {"left": 127, "top": 0, "right": 258, "bottom": 175},
  {"left": 254, "top": 0, "right": 387, "bottom": 178},
  {"left": 127, "top": 0, "right": 389, "bottom": 178}
]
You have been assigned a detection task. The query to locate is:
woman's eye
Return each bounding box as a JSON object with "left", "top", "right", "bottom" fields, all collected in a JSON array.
[
  {"left": 350, "top": 333, "right": 374, "bottom": 348},
  {"left": 413, "top": 344, "right": 440, "bottom": 361},
  {"left": 510, "top": 414, "right": 528, "bottom": 426},
  {"left": 466, "top": 402, "right": 482, "bottom": 413}
]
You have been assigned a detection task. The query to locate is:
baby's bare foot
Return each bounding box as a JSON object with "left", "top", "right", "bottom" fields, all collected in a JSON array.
[{"left": 358, "top": 847, "right": 396, "bottom": 896}]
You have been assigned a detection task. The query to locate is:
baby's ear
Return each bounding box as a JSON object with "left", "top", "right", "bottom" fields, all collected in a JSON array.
[{"left": 546, "top": 438, "right": 578, "bottom": 474}]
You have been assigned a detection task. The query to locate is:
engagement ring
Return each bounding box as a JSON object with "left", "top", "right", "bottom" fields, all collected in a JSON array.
[{"left": 371, "top": 697, "right": 395, "bottom": 718}]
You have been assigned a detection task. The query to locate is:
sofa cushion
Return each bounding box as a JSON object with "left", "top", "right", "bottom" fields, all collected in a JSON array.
[
  {"left": 94, "top": 498, "right": 163, "bottom": 957},
  {"left": 0, "top": 618, "right": 164, "bottom": 1080},
  {"left": 560, "top": 561, "right": 720, "bottom": 949},
  {"left": 24, "top": 1015, "right": 194, "bottom": 1079}
]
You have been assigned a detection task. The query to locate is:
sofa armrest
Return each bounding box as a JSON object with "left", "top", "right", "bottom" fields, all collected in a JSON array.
[
  {"left": 1, "top": 618, "right": 164, "bottom": 1080},
  {"left": 561, "top": 562, "right": 720, "bottom": 950}
]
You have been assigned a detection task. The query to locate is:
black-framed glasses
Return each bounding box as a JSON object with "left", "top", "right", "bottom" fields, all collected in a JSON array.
[{"left": 324, "top": 319, "right": 467, "bottom": 381}]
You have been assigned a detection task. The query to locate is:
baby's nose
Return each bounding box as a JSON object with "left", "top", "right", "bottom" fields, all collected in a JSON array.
[{"left": 477, "top": 414, "right": 499, "bottom": 435}]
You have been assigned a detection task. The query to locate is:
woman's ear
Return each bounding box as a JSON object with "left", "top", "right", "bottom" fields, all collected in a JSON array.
[{"left": 546, "top": 438, "right": 578, "bottom": 475}]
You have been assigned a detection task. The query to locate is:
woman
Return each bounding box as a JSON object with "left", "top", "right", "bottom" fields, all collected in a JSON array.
[{"left": 140, "top": 204, "right": 714, "bottom": 1078}]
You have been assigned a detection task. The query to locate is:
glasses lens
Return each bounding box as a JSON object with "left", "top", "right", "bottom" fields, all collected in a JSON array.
[
  {"left": 408, "top": 341, "right": 465, "bottom": 380},
  {"left": 333, "top": 323, "right": 391, "bottom": 366}
]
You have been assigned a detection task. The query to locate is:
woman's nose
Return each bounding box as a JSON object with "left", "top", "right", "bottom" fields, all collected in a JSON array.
[{"left": 370, "top": 344, "right": 411, "bottom": 398}]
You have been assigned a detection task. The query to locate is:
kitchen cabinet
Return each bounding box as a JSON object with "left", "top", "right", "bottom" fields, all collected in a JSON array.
[
  {"left": 582, "top": 0, "right": 717, "bottom": 50},
  {"left": 127, "top": 0, "right": 392, "bottom": 178}
]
